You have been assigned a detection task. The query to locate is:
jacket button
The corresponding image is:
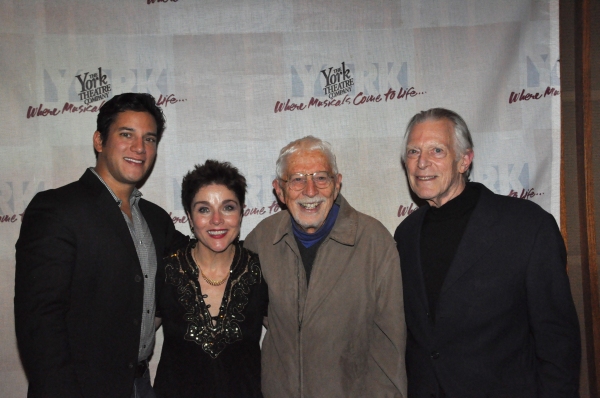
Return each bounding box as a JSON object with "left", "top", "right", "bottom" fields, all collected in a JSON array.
[
  {"left": 135, "top": 275, "right": 142, "bottom": 282},
  {"left": 128, "top": 362, "right": 134, "bottom": 369},
  {"left": 133, "top": 319, "right": 139, "bottom": 326},
  {"left": 430, "top": 351, "right": 440, "bottom": 359}
]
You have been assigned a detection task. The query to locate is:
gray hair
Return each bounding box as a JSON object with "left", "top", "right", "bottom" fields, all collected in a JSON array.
[
  {"left": 275, "top": 136, "right": 338, "bottom": 180},
  {"left": 401, "top": 108, "right": 474, "bottom": 178}
]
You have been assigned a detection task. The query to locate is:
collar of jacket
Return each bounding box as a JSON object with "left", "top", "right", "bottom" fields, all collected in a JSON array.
[{"left": 271, "top": 193, "right": 358, "bottom": 247}]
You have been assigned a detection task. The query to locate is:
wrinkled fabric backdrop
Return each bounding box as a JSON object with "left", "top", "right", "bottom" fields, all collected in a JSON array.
[{"left": 0, "top": 0, "right": 560, "bottom": 395}]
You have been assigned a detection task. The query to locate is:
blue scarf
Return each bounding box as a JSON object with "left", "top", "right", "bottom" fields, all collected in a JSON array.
[{"left": 292, "top": 203, "right": 340, "bottom": 248}]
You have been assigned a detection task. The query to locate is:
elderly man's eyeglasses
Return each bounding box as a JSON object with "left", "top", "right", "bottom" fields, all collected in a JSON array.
[{"left": 282, "top": 171, "right": 334, "bottom": 191}]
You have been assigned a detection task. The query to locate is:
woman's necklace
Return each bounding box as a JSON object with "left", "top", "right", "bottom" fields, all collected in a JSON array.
[
  {"left": 192, "top": 247, "right": 231, "bottom": 287},
  {"left": 200, "top": 268, "right": 229, "bottom": 286}
]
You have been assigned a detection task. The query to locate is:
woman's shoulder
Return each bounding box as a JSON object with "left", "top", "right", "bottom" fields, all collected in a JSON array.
[
  {"left": 166, "top": 239, "right": 194, "bottom": 258},
  {"left": 239, "top": 241, "right": 261, "bottom": 266},
  {"left": 164, "top": 240, "right": 197, "bottom": 273}
]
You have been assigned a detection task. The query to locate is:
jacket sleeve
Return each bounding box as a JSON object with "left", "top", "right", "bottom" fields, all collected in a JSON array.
[
  {"left": 243, "top": 227, "right": 259, "bottom": 253},
  {"left": 367, "top": 238, "right": 408, "bottom": 398},
  {"left": 14, "top": 193, "right": 83, "bottom": 398},
  {"left": 164, "top": 227, "right": 190, "bottom": 256},
  {"left": 526, "top": 212, "right": 581, "bottom": 397}
]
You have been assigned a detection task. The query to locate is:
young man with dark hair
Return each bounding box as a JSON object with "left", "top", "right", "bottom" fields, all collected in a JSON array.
[{"left": 15, "top": 93, "right": 183, "bottom": 398}]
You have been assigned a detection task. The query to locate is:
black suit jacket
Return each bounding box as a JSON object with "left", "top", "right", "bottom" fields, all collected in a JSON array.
[
  {"left": 394, "top": 183, "right": 580, "bottom": 398},
  {"left": 14, "top": 169, "right": 179, "bottom": 398}
]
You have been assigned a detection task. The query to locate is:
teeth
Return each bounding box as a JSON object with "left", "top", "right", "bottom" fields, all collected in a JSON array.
[
  {"left": 417, "top": 176, "right": 434, "bottom": 180},
  {"left": 301, "top": 203, "right": 319, "bottom": 209},
  {"left": 125, "top": 158, "right": 142, "bottom": 164},
  {"left": 208, "top": 230, "right": 226, "bottom": 235}
]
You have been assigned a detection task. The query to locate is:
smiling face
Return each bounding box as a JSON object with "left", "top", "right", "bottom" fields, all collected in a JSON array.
[
  {"left": 274, "top": 150, "right": 342, "bottom": 234},
  {"left": 405, "top": 118, "right": 473, "bottom": 208},
  {"left": 93, "top": 110, "right": 158, "bottom": 194},
  {"left": 188, "top": 184, "right": 242, "bottom": 255}
]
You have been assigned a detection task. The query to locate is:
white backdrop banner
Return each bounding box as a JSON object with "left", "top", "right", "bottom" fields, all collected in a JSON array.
[{"left": 0, "top": 0, "right": 560, "bottom": 395}]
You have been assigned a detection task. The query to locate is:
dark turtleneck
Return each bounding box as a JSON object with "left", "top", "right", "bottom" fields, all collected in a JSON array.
[{"left": 420, "top": 182, "right": 481, "bottom": 321}]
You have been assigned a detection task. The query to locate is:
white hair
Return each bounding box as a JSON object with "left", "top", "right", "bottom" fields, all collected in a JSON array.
[{"left": 275, "top": 136, "right": 338, "bottom": 180}]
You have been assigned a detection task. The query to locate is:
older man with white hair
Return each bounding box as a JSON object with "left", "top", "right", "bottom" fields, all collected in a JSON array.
[
  {"left": 245, "top": 136, "right": 407, "bottom": 398},
  {"left": 395, "top": 108, "right": 580, "bottom": 397}
]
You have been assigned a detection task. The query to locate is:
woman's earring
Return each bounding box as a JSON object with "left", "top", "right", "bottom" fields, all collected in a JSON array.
[{"left": 190, "top": 226, "right": 195, "bottom": 234}]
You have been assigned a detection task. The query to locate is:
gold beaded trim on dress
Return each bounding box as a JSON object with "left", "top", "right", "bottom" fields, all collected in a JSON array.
[{"left": 164, "top": 241, "right": 261, "bottom": 359}]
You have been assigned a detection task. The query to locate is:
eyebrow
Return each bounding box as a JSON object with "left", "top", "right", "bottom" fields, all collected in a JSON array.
[
  {"left": 192, "top": 198, "right": 239, "bottom": 208},
  {"left": 116, "top": 127, "right": 157, "bottom": 136},
  {"left": 408, "top": 142, "right": 448, "bottom": 147}
]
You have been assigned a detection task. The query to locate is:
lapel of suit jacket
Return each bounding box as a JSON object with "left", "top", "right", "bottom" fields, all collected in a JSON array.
[
  {"left": 440, "top": 184, "right": 499, "bottom": 294},
  {"left": 270, "top": 209, "right": 307, "bottom": 327},
  {"left": 402, "top": 205, "right": 431, "bottom": 316},
  {"left": 301, "top": 194, "right": 356, "bottom": 323},
  {"left": 80, "top": 169, "right": 141, "bottom": 269}
]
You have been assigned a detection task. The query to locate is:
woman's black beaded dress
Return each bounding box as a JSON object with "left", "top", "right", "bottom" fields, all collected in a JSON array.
[{"left": 154, "top": 240, "right": 268, "bottom": 398}]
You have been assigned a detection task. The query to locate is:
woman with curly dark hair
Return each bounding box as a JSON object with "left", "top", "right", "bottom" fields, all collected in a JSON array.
[{"left": 154, "top": 160, "right": 267, "bottom": 398}]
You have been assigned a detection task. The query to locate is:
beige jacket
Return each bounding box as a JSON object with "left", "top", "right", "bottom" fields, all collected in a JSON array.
[{"left": 245, "top": 194, "right": 407, "bottom": 398}]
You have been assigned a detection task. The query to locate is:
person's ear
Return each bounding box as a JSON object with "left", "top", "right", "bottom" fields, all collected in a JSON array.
[
  {"left": 186, "top": 212, "right": 195, "bottom": 235},
  {"left": 459, "top": 150, "right": 474, "bottom": 174},
  {"left": 273, "top": 179, "right": 286, "bottom": 203},
  {"left": 333, "top": 173, "right": 342, "bottom": 198},
  {"left": 93, "top": 131, "right": 104, "bottom": 154}
]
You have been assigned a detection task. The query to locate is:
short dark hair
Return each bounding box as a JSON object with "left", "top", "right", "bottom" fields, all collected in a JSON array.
[
  {"left": 95, "top": 93, "right": 166, "bottom": 157},
  {"left": 181, "top": 160, "right": 247, "bottom": 215}
]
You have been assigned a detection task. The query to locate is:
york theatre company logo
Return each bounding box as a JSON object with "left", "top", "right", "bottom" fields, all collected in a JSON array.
[
  {"left": 76, "top": 67, "right": 111, "bottom": 104},
  {"left": 274, "top": 60, "right": 425, "bottom": 113},
  {"left": 321, "top": 62, "right": 353, "bottom": 99}
]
